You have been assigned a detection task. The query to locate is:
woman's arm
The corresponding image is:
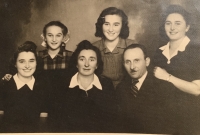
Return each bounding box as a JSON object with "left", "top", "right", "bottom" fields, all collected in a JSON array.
[{"left": 154, "top": 67, "right": 200, "bottom": 96}]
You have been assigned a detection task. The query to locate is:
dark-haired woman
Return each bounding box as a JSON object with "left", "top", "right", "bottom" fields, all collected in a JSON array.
[
  {"left": 153, "top": 5, "right": 200, "bottom": 134},
  {"left": 0, "top": 41, "right": 48, "bottom": 132},
  {"left": 59, "top": 40, "right": 116, "bottom": 132},
  {"left": 93, "top": 7, "right": 135, "bottom": 88}
]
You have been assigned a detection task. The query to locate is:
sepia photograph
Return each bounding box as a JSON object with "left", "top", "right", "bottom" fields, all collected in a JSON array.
[{"left": 0, "top": 0, "right": 200, "bottom": 134}]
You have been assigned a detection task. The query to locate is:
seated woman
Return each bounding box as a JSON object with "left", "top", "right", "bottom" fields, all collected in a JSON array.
[
  {"left": 58, "top": 40, "right": 116, "bottom": 132},
  {"left": 0, "top": 41, "right": 48, "bottom": 132}
]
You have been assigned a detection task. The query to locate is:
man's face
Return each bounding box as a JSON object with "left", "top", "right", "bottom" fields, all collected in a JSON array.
[{"left": 123, "top": 48, "right": 150, "bottom": 79}]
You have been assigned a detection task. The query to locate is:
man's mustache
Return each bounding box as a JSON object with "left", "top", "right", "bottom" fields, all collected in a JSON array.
[{"left": 130, "top": 69, "right": 137, "bottom": 73}]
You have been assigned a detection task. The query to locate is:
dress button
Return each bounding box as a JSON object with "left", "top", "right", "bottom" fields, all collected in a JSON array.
[{"left": 167, "top": 60, "right": 170, "bottom": 64}]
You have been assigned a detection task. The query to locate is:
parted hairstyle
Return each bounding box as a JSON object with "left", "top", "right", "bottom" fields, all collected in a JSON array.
[
  {"left": 95, "top": 7, "right": 129, "bottom": 39},
  {"left": 123, "top": 44, "right": 148, "bottom": 59},
  {"left": 9, "top": 41, "right": 38, "bottom": 74},
  {"left": 43, "top": 21, "right": 68, "bottom": 36},
  {"left": 68, "top": 40, "right": 103, "bottom": 76},
  {"left": 159, "top": 5, "right": 191, "bottom": 40}
]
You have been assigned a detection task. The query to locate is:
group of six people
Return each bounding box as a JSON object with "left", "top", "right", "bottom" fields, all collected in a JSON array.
[{"left": 0, "top": 4, "right": 200, "bottom": 134}]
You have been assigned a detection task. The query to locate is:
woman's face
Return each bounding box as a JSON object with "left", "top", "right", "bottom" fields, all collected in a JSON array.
[
  {"left": 45, "top": 25, "right": 64, "bottom": 51},
  {"left": 77, "top": 49, "right": 97, "bottom": 77},
  {"left": 16, "top": 52, "right": 36, "bottom": 80},
  {"left": 165, "top": 13, "right": 190, "bottom": 41},
  {"left": 102, "top": 14, "right": 122, "bottom": 42}
]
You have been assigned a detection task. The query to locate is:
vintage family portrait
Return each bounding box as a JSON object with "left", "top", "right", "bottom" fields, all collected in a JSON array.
[{"left": 0, "top": 0, "right": 200, "bottom": 134}]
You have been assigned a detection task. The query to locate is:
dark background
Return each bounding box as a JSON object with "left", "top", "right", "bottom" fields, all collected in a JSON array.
[{"left": 0, "top": 0, "right": 200, "bottom": 77}]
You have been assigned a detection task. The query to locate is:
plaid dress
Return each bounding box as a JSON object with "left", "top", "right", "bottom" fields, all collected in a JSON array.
[{"left": 38, "top": 46, "right": 73, "bottom": 70}]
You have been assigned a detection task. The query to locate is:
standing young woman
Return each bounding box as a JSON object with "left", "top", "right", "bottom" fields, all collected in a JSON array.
[
  {"left": 93, "top": 7, "right": 135, "bottom": 87},
  {"left": 153, "top": 5, "right": 200, "bottom": 134},
  {"left": 0, "top": 41, "right": 48, "bottom": 132}
]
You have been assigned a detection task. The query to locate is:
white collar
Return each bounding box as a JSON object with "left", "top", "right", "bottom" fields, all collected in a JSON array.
[
  {"left": 135, "top": 71, "right": 148, "bottom": 90},
  {"left": 69, "top": 73, "right": 102, "bottom": 91},
  {"left": 13, "top": 74, "right": 35, "bottom": 90},
  {"left": 159, "top": 36, "right": 190, "bottom": 64}
]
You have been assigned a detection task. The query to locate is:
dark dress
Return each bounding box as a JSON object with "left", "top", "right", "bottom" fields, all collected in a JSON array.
[
  {"left": 153, "top": 41, "right": 200, "bottom": 134},
  {"left": 0, "top": 77, "right": 48, "bottom": 132},
  {"left": 54, "top": 74, "right": 117, "bottom": 132}
]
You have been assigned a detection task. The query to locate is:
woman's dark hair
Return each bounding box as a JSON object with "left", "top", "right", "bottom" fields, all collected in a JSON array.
[
  {"left": 69, "top": 40, "right": 103, "bottom": 76},
  {"left": 43, "top": 21, "right": 68, "bottom": 36},
  {"left": 9, "top": 41, "right": 38, "bottom": 75},
  {"left": 95, "top": 7, "right": 129, "bottom": 39},
  {"left": 159, "top": 5, "right": 191, "bottom": 40}
]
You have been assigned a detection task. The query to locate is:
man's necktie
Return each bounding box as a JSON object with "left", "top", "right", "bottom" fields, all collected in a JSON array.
[{"left": 131, "top": 79, "right": 139, "bottom": 97}]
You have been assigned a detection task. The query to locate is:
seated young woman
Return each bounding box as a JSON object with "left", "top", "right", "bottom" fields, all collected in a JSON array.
[
  {"left": 0, "top": 41, "right": 48, "bottom": 132},
  {"left": 54, "top": 40, "right": 117, "bottom": 132}
]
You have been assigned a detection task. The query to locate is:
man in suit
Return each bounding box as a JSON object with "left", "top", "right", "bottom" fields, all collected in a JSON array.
[{"left": 116, "top": 44, "right": 163, "bottom": 133}]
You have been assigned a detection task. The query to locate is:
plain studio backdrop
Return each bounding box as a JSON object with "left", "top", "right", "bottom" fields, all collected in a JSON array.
[{"left": 0, "top": 0, "right": 200, "bottom": 77}]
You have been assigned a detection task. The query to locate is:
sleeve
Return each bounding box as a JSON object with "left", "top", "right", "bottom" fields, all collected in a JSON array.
[
  {"left": 0, "top": 81, "right": 4, "bottom": 110},
  {"left": 0, "top": 80, "right": 8, "bottom": 110}
]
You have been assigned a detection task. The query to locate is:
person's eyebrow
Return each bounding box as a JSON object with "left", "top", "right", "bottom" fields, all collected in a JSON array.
[
  {"left": 78, "top": 56, "right": 85, "bottom": 58},
  {"left": 90, "top": 56, "right": 96, "bottom": 59},
  {"left": 18, "top": 59, "right": 25, "bottom": 61}
]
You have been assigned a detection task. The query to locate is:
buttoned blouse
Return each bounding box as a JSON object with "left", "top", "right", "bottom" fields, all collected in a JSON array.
[
  {"left": 93, "top": 38, "right": 135, "bottom": 87},
  {"left": 159, "top": 36, "right": 190, "bottom": 64}
]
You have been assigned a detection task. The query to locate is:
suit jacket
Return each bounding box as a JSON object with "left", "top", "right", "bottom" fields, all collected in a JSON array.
[{"left": 116, "top": 72, "right": 164, "bottom": 133}]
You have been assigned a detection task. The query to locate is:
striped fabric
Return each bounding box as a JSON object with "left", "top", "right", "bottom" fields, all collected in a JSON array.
[{"left": 130, "top": 79, "right": 139, "bottom": 97}]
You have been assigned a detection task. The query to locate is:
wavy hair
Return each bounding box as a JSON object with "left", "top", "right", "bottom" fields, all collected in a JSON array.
[{"left": 95, "top": 7, "right": 129, "bottom": 39}]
